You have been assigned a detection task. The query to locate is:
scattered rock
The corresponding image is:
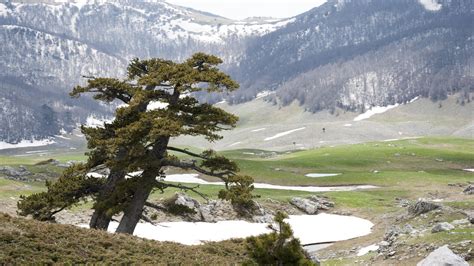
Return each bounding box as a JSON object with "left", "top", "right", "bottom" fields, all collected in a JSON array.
[
  {"left": 401, "top": 224, "right": 418, "bottom": 235},
  {"left": 463, "top": 185, "right": 474, "bottom": 195},
  {"left": 417, "top": 245, "right": 469, "bottom": 266},
  {"left": 464, "top": 211, "right": 474, "bottom": 224},
  {"left": 457, "top": 240, "right": 472, "bottom": 248},
  {"left": 396, "top": 198, "right": 410, "bottom": 207},
  {"left": 309, "top": 254, "right": 321, "bottom": 265},
  {"left": 431, "top": 222, "right": 454, "bottom": 233},
  {"left": 408, "top": 200, "right": 441, "bottom": 216},
  {"left": 451, "top": 219, "right": 469, "bottom": 225},
  {"left": 383, "top": 228, "right": 399, "bottom": 244},
  {"left": 0, "top": 166, "right": 32, "bottom": 181}
]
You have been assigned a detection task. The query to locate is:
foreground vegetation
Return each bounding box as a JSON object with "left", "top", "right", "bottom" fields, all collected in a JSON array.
[{"left": 0, "top": 213, "right": 252, "bottom": 264}]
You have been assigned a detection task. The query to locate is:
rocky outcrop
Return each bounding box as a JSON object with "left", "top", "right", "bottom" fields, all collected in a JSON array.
[
  {"left": 0, "top": 166, "right": 32, "bottom": 181},
  {"left": 199, "top": 200, "right": 240, "bottom": 222},
  {"left": 162, "top": 193, "right": 273, "bottom": 223},
  {"left": 408, "top": 200, "right": 441, "bottom": 216},
  {"left": 463, "top": 185, "right": 474, "bottom": 195},
  {"left": 0, "top": 164, "right": 62, "bottom": 182},
  {"left": 464, "top": 211, "right": 474, "bottom": 224},
  {"left": 417, "top": 245, "right": 469, "bottom": 266},
  {"left": 251, "top": 202, "right": 274, "bottom": 223},
  {"left": 290, "top": 197, "right": 319, "bottom": 214},
  {"left": 431, "top": 222, "right": 454, "bottom": 233},
  {"left": 309, "top": 195, "right": 335, "bottom": 210},
  {"left": 290, "top": 196, "right": 335, "bottom": 214}
]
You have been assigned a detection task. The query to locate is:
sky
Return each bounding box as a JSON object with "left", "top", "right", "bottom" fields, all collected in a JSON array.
[{"left": 165, "top": 0, "right": 328, "bottom": 20}]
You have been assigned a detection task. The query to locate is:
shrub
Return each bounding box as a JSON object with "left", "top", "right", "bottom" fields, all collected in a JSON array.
[{"left": 246, "top": 211, "right": 315, "bottom": 265}]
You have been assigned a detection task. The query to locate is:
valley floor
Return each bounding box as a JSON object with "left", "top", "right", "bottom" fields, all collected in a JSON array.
[{"left": 0, "top": 136, "right": 473, "bottom": 265}]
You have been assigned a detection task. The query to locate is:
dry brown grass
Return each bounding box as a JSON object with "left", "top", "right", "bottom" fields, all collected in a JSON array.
[{"left": 0, "top": 213, "right": 254, "bottom": 264}]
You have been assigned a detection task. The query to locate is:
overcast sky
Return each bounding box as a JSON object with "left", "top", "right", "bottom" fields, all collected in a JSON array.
[{"left": 165, "top": 0, "right": 328, "bottom": 20}]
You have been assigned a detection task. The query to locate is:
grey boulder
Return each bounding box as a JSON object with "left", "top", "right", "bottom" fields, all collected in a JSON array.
[
  {"left": 431, "top": 222, "right": 454, "bottom": 233},
  {"left": 408, "top": 200, "right": 441, "bottom": 215},
  {"left": 290, "top": 197, "right": 319, "bottom": 214},
  {"left": 417, "top": 245, "right": 468, "bottom": 266}
]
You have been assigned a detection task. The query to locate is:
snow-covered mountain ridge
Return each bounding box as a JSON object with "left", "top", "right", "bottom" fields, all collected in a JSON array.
[
  {"left": 0, "top": 0, "right": 472, "bottom": 144},
  {"left": 0, "top": 0, "right": 291, "bottom": 143}
]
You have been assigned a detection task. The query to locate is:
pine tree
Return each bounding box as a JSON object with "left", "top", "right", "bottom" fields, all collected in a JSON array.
[
  {"left": 18, "top": 53, "right": 256, "bottom": 234},
  {"left": 246, "top": 211, "right": 315, "bottom": 265}
]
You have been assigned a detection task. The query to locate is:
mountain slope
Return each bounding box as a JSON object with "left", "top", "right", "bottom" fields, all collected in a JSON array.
[
  {"left": 231, "top": 0, "right": 473, "bottom": 111},
  {"left": 0, "top": 0, "right": 472, "bottom": 143},
  {"left": 0, "top": 0, "right": 289, "bottom": 143}
]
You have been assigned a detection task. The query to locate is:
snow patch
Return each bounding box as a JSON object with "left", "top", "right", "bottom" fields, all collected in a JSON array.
[
  {"left": 463, "top": 169, "right": 474, "bottom": 172},
  {"left": 305, "top": 173, "right": 341, "bottom": 178},
  {"left": 85, "top": 115, "right": 113, "bottom": 128},
  {"left": 409, "top": 96, "right": 420, "bottom": 103},
  {"left": 0, "top": 3, "right": 9, "bottom": 16},
  {"left": 264, "top": 127, "right": 306, "bottom": 141},
  {"left": 147, "top": 101, "right": 169, "bottom": 111},
  {"left": 383, "top": 136, "right": 421, "bottom": 142},
  {"left": 344, "top": 124, "right": 352, "bottom": 127},
  {"left": 354, "top": 104, "right": 399, "bottom": 121},
  {"left": 55, "top": 135, "right": 71, "bottom": 140},
  {"left": 25, "top": 150, "right": 49, "bottom": 154},
  {"left": 255, "top": 90, "right": 275, "bottom": 99},
  {"left": 86, "top": 172, "right": 104, "bottom": 178},
  {"left": 165, "top": 174, "right": 377, "bottom": 192},
  {"left": 418, "top": 0, "right": 442, "bottom": 11},
  {"left": 94, "top": 213, "right": 373, "bottom": 245},
  {"left": 357, "top": 244, "right": 379, "bottom": 256},
  {"left": 0, "top": 139, "right": 55, "bottom": 150},
  {"left": 228, "top": 142, "right": 241, "bottom": 147}
]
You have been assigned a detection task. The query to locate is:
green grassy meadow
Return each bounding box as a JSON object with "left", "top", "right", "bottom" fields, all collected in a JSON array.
[{"left": 0, "top": 136, "right": 472, "bottom": 264}]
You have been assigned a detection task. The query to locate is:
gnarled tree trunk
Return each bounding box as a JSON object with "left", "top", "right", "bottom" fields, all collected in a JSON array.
[
  {"left": 89, "top": 168, "right": 126, "bottom": 230},
  {"left": 115, "top": 170, "right": 156, "bottom": 234},
  {"left": 115, "top": 137, "right": 170, "bottom": 234}
]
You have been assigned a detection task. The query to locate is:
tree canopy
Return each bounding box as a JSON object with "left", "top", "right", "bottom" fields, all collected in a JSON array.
[{"left": 18, "top": 53, "right": 256, "bottom": 234}]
